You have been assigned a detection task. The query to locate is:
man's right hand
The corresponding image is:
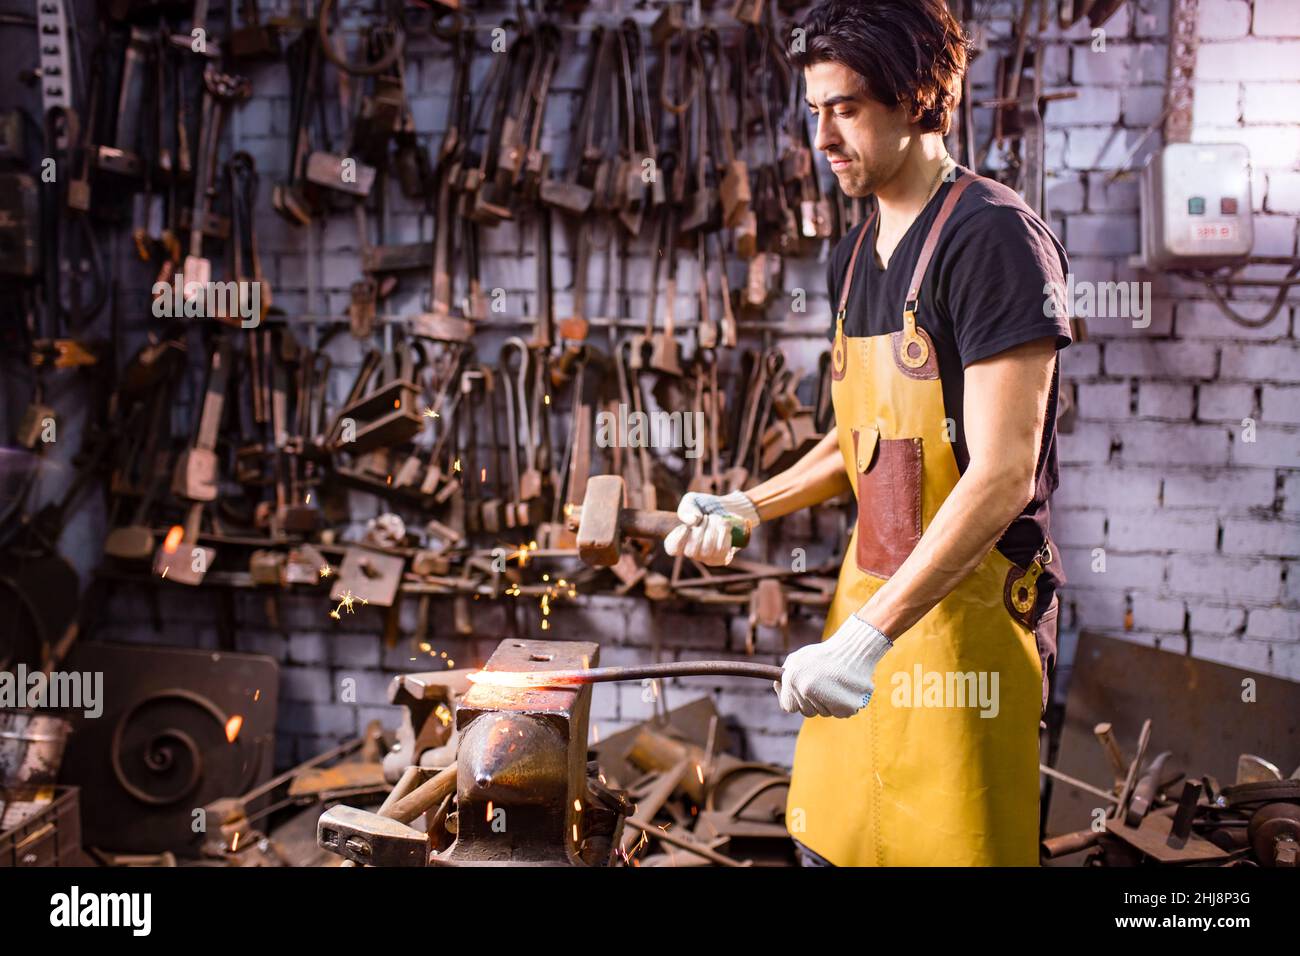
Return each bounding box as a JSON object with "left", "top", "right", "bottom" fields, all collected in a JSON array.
[{"left": 662, "top": 491, "right": 761, "bottom": 566}]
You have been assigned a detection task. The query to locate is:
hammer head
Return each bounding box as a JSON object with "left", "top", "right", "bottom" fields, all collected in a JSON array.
[
  {"left": 574, "top": 474, "right": 626, "bottom": 567},
  {"left": 318, "top": 805, "right": 428, "bottom": 867}
]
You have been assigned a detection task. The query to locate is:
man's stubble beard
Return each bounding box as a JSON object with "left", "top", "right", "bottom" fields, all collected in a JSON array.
[
  {"left": 834, "top": 162, "right": 880, "bottom": 199},
  {"left": 834, "top": 146, "right": 909, "bottom": 199},
  {"left": 827, "top": 144, "right": 895, "bottom": 199}
]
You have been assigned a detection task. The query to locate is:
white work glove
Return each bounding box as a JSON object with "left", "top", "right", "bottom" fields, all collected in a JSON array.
[
  {"left": 662, "top": 491, "right": 760, "bottom": 566},
  {"left": 775, "top": 614, "right": 893, "bottom": 718}
]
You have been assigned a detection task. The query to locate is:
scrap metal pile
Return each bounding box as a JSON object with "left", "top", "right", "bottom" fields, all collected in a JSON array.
[
  {"left": 1043, "top": 719, "right": 1300, "bottom": 868},
  {"left": 17, "top": 638, "right": 795, "bottom": 867}
]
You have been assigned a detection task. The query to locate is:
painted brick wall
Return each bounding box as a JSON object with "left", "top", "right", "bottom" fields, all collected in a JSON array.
[
  {"left": 1040, "top": 0, "right": 1300, "bottom": 687},
  {"left": 14, "top": 1, "right": 1298, "bottom": 772}
]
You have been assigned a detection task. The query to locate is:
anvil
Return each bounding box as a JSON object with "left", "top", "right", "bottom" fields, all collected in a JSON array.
[{"left": 446, "top": 638, "right": 604, "bottom": 865}]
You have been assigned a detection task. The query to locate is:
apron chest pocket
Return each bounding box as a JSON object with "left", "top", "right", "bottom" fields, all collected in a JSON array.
[{"left": 852, "top": 427, "right": 923, "bottom": 579}]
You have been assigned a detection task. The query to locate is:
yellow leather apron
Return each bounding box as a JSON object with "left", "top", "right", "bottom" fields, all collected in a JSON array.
[{"left": 785, "top": 174, "right": 1049, "bottom": 866}]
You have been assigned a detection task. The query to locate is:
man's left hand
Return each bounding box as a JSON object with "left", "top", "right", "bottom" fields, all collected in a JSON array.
[{"left": 774, "top": 614, "right": 893, "bottom": 717}]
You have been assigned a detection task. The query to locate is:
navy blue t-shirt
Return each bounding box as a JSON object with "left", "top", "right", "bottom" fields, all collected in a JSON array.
[{"left": 825, "top": 169, "right": 1073, "bottom": 612}]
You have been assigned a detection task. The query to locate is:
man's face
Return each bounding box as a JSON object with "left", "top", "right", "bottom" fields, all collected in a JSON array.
[{"left": 805, "top": 60, "right": 913, "bottom": 198}]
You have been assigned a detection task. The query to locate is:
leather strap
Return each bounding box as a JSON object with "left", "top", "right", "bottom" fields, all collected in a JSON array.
[
  {"left": 906, "top": 171, "right": 976, "bottom": 309},
  {"left": 837, "top": 171, "right": 979, "bottom": 322},
  {"left": 835, "top": 208, "right": 877, "bottom": 319}
]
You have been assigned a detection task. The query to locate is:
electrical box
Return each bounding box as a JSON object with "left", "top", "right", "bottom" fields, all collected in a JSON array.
[{"left": 1135, "top": 143, "right": 1253, "bottom": 271}]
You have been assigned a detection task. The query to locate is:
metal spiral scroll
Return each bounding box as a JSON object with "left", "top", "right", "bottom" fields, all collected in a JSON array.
[{"left": 110, "top": 688, "right": 242, "bottom": 806}]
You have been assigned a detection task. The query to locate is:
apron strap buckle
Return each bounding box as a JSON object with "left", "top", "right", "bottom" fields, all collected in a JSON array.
[{"left": 899, "top": 308, "right": 930, "bottom": 369}]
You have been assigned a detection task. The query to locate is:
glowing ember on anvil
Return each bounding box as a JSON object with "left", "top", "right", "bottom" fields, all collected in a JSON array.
[{"left": 465, "top": 669, "right": 588, "bottom": 689}]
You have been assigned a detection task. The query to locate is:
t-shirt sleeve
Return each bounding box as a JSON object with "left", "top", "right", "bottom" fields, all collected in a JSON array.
[{"left": 937, "top": 206, "right": 1073, "bottom": 367}]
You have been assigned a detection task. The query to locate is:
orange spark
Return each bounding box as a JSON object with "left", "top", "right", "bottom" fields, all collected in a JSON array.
[
  {"left": 163, "top": 525, "right": 184, "bottom": 554},
  {"left": 225, "top": 714, "right": 244, "bottom": 743}
]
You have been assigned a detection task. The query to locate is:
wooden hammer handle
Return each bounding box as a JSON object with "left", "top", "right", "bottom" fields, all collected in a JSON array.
[
  {"left": 620, "top": 510, "right": 751, "bottom": 548},
  {"left": 620, "top": 509, "right": 687, "bottom": 540}
]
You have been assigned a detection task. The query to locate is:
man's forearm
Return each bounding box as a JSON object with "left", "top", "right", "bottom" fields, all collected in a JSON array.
[
  {"left": 853, "top": 464, "right": 1032, "bottom": 639},
  {"left": 741, "top": 427, "right": 851, "bottom": 521},
  {"left": 856, "top": 338, "right": 1057, "bottom": 641}
]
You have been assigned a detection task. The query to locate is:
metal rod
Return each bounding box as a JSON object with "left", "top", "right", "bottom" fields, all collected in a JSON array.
[
  {"left": 482, "top": 661, "right": 784, "bottom": 687},
  {"left": 1039, "top": 763, "right": 1120, "bottom": 804},
  {"left": 1114, "top": 718, "right": 1153, "bottom": 820}
]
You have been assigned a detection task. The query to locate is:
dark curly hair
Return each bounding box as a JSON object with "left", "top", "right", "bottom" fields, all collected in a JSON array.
[{"left": 791, "top": 0, "right": 971, "bottom": 136}]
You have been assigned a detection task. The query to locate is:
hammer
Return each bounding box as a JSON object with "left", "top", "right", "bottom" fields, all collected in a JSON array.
[{"left": 568, "top": 474, "right": 752, "bottom": 567}]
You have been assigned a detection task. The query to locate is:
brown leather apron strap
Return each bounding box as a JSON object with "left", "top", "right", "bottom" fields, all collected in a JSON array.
[
  {"left": 905, "top": 172, "right": 976, "bottom": 310},
  {"left": 836, "top": 208, "right": 877, "bottom": 319},
  {"left": 896, "top": 171, "right": 978, "bottom": 370}
]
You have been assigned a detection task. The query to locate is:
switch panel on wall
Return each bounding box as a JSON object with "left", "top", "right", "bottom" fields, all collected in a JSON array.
[{"left": 1136, "top": 143, "right": 1254, "bottom": 271}]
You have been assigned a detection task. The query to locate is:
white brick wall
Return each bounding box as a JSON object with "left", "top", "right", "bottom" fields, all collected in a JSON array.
[
  {"left": 1253, "top": 0, "right": 1300, "bottom": 37},
  {"left": 1037, "top": 1, "right": 1299, "bottom": 684}
]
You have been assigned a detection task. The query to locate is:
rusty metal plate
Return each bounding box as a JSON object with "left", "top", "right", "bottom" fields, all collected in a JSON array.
[
  {"left": 288, "top": 760, "right": 386, "bottom": 798},
  {"left": 58, "top": 643, "right": 278, "bottom": 855},
  {"left": 329, "top": 547, "right": 405, "bottom": 608},
  {"left": 1045, "top": 632, "right": 1300, "bottom": 863},
  {"left": 1104, "top": 813, "right": 1228, "bottom": 864}
]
